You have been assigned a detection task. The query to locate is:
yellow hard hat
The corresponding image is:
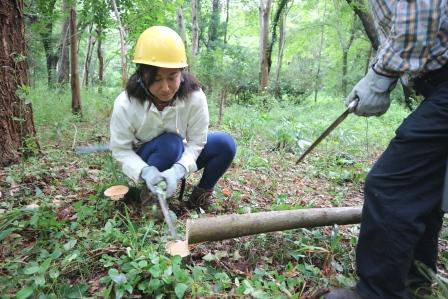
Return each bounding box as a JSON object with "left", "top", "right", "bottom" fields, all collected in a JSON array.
[{"left": 133, "top": 26, "right": 188, "bottom": 68}]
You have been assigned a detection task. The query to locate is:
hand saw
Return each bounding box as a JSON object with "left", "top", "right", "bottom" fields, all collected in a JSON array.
[
  {"left": 155, "top": 182, "right": 178, "bottom": 240},
  {"left": 296, "top": 100, "right": 358, "bottom": 165}
]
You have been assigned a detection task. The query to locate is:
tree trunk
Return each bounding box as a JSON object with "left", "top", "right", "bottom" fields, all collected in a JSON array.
[
  {"left": 208, "top": 0, "right": 220, "bottom": 49},
  {"left": 218, "top": 88, "right": 226, "bottom": 125},
  {"left": 96, "top": 27, "right": 104, "bottom": 94},
  {"left": 341, "top": 13, "right": 357, "bottom": 96},
  {"left": 259, "top": 0, "right": 272, "bottom": 91},
  {"left": 0, "top": 0, "right": 38, "bottom": 167},
  {"left": 333, "top": 0, "right": 357, "bottom": 96},
  {"left": 191, "top": 0, "right": 199, "bottom": 55},
  {"left": 37, "top": 0, "right": 58, "bottom": 88},
  {"left": 110, "top": 0, "right": 127, "bottom": 87},
  {"left": 57, "top": 0, "right": 70, "bottom": 85},
  {"left": 187, "top": 206, "right": 362, "bottom": 244},
  {"left": 223, "top": 0, "right": 230, "bottom": 44},
  {"left": 70, "top": 7, "right": 81, "bottom": 114},
  {"left": 345, "top": 0, "right": 379, "bottom": 50},
  {"left": 176, "top": 7, "right": 187, "bottom": 50},
  {"left": 274, "top": 11, "right": 287, "bottom": 97},
  {"left": 267, "top": 0, "right": 289, "bottom": 73},
  {"left": 314, "top": 0, "right": 327, "bottom": 102},
  {"left": 82, "top": 23, "right": 96, "bottom": 88}
]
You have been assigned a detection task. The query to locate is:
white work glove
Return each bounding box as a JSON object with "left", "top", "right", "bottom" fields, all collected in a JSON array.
[
  {"left": 140, "top": 166, "right": 163, "bottom": 194},
  {"left": 346, "top": 67, "right": 398, "bottom": 117},
  {"left": 160, "top": 163, "right": 186, "bottom": 198}
]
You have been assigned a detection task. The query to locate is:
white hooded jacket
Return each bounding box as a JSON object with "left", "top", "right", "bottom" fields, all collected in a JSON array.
[{"left": 109, "top": 89, "right": 209, "bottom": 182}]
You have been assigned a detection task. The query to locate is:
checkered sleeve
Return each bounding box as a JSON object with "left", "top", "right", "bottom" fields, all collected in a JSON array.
[{"left": 371, "top": 0, "right": 447, "bottom": 77}]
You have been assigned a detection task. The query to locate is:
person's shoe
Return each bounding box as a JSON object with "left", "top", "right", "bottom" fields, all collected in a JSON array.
[
  {"left": 322, "top": 288, "right": 363, "bottom": 299},
  {"left": 186, "top": 186, "right": 213, "bottom": 210}
]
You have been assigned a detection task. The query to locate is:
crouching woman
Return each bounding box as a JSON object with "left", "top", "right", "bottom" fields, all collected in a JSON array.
[{"left": 109, "top": 26, "right": 236, "bottom": 210}]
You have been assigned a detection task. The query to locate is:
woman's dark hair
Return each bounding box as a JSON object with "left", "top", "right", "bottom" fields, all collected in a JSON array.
[{"left": 126, "top": 64, "right": 200, "bottom": 105}]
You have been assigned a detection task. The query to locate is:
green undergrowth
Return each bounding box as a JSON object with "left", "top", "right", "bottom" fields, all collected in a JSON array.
[{"left": 1, "top": 86, "right": 447, "bottom": 298}]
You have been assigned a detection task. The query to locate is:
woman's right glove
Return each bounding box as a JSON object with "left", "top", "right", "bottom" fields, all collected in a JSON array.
[{"left": 140, "top": 166, "right": 163, "bottom": 194}]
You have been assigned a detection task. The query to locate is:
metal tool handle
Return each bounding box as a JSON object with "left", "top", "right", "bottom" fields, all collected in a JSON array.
[
  {"left": 347, "top": 98, "right": 358, "bottom": 112},
  {"left": 155, "top": 183, "right": 178, "bottom": 240}
]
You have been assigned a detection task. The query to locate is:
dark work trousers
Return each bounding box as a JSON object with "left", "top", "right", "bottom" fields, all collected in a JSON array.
[
  {"left": 136, "top": 131, "right": 236, "bottom": 189},
  {"left": 356, "top": 80, "right": 448, "bottom": 299}
]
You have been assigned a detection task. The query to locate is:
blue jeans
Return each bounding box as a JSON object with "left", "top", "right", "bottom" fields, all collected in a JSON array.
[{"left": 136, "top": 132, "right": 236, "bottom": 189}]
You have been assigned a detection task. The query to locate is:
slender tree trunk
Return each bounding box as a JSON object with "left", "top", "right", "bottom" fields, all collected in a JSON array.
[
  {"left": 57, "top": 0, "right": 70, "bottom": 85},
  {"left": 223, "top": 0, "right": 230, "bottom": 44},
  {"left": 314, "top": 0, "right": 327, "bottom": 102},
  {"left": 110, "top": 0, "right": 127, "bottom": 87},
  {"left": 267, "top": 0, "right": 289, "bottom": 73},
  {"left": 333, "top": 0, "right": 357, "bottom": 96},
  {"left": 191, "top": 0, "right": 199, "bottom": 55},
  {"left": 274, "top": 11, "right": 287, "bottom": 97},
  {"left": 259, "top": 0, "right": 272, "bottom": 92},
  {"left": 97, "top": 27, "right": 104, "bottom": 94},
  {"left": 0, "top": 0, "right": 38, "bottom": 166},
  {"left": 70, "top": 7, "right": 81, "bottom": 114},
  {"left": 38, "top": 0, "right": 58, "bottom": 88},
  {"left": 176, "top": 7, "right": 187, "bottom": 50},
  {"left": 341, "top": 13, "right": 357, "bottom": 96},
  {"left": 208, "top": 0, "right": 220, "bottom": 49},
  {"left": 41, "top": 31, "right": 58, "bottom": 87},
  {"left": 82, "top": 23, "right": 96, "bottom": 88},
  {"left": 345, "top": 0, "right": 379, "bottom": 50},
  {"left": 218, "top": 88, "right": 227, "bottom": 125}
]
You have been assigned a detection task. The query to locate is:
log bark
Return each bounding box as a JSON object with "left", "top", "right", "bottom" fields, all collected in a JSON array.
[{"left": 187, "top": 206, "right": 362, "bottom": 244}]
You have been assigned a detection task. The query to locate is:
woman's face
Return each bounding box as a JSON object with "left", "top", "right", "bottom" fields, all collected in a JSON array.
[{"left": 149, "top": 68, "right": 182, "bottom": 102}]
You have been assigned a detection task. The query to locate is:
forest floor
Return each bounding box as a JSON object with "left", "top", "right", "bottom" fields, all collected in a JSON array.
[{"left": 1, "top": 91, "right": 447, "bottom": 298}]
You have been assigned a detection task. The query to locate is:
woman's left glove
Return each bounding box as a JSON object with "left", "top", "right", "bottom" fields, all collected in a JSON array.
[{"left": 160, "top": 163, "right": 186, "bottom": 198}]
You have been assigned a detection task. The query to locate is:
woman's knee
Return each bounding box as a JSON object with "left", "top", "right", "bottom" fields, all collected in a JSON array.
[
  {"left": 154, "top": 132, "right": 184, "bottom": 160},
  {"left": 209, "top": 132, "right": 237, "bottom": 158}
]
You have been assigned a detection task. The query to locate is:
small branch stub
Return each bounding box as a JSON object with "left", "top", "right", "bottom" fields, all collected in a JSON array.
[{"left": 104, "top": 185, "right": 129, "bottom": 201}]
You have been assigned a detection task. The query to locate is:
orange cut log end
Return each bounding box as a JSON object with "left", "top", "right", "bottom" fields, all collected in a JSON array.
[{"left": 165, "top": 240, "right": 190, "bottom": 257}]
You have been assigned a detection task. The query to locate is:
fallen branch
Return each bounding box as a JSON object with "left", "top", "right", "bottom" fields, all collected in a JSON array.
[{"left": 187, "top": 206, "right": 362, "bottom": 244}]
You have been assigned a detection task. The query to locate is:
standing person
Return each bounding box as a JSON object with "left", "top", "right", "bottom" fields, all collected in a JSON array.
[
  {"left": 324, "top": 1, "right": 448, "bottom": 298},
  {"left": 109, "top": 26, "right": 236, "bottom": 212}
]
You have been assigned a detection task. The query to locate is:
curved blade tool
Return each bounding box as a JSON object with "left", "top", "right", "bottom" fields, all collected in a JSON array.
[{"left": 296, "top": 100, "right": 358, "bottom": 165}]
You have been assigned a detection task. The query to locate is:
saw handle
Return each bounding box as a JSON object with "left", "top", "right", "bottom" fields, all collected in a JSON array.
[{"left": 347, "top": 97, "right": 359, "bottom": 113}]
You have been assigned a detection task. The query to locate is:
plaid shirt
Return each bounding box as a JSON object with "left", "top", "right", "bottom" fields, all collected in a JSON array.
[{"left": 370, "top": 0, "right": 448, "bottom": 77}]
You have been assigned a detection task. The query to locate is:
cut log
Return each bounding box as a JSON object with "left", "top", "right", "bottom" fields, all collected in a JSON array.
[{"left": 187, "top": 206, "right": 362, "bottom": 244}]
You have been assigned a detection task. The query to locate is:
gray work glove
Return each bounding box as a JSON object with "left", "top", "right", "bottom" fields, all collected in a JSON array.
[
  {"left": 140, "top": 166, "right": 163, "bottom": 194},
  {"left": 160, "top": 163, "right": 186, "bottom": 198},
  {"left": 346, "top": 67, "right": 398, "bottom": 117}
]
